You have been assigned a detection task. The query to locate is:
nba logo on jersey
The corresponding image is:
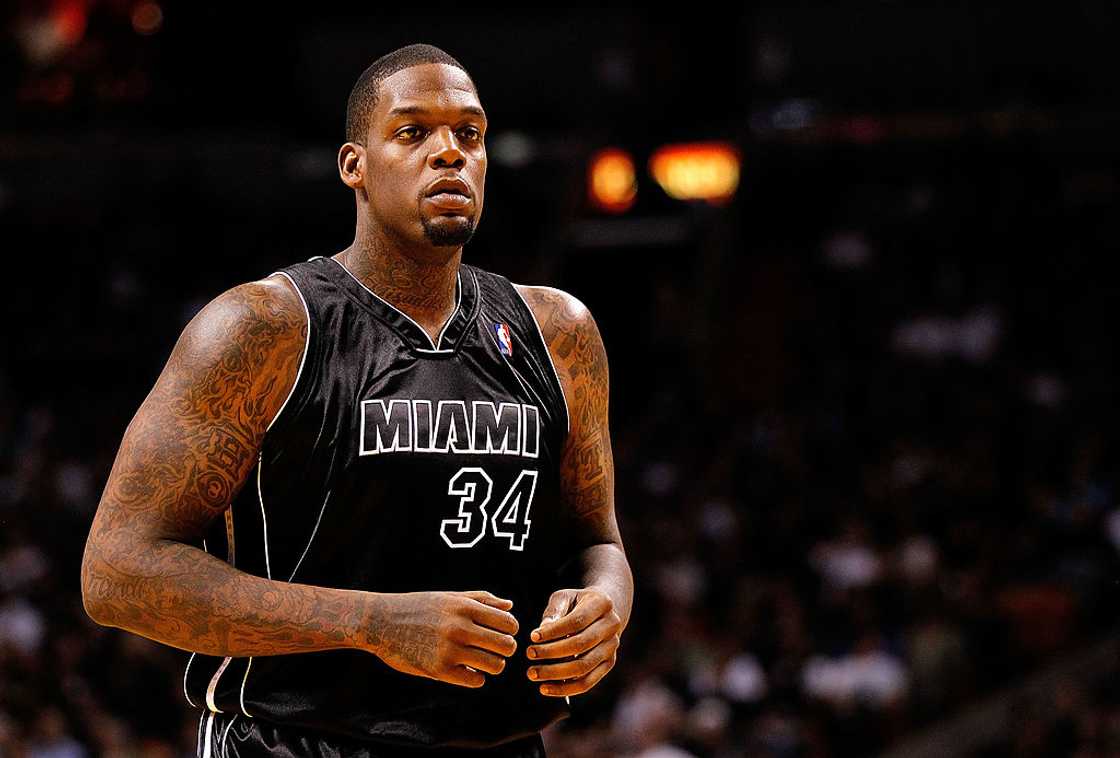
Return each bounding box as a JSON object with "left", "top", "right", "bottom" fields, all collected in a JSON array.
[{"left": 494, "top": 322, "right": 514, "bottom": 356}]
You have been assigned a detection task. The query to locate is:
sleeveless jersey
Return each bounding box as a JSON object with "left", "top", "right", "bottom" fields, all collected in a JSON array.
[{"left": 183, "top": 255, "right": 574, "bottom": 749}]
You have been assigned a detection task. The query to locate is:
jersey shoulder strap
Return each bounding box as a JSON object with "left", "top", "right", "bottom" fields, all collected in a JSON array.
[
  {"left": 467, "top": 263, "right": 571, "bottom": 441},
  {"left": 259, "top": 255, "right": 332, "bottom": 443}
]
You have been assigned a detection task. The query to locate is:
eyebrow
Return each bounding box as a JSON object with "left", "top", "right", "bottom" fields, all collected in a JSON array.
[{"left": 386, "top": 105, "right": 487, "bottom": 119}]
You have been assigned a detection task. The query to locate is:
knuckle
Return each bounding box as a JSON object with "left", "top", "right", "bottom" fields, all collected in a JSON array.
[
  {"left": 444, "top": 619, "right": 467, "bottom": 642},
  {"left": 437, "top": 639, "right": 459, "bottom": 664}
]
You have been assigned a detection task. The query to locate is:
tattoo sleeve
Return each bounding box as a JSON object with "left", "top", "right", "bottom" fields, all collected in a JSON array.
[
  {"left": 80, "top": 276, "right": 377, "bottom": 657},
  {"left": 517, "top": 285, "right": 633, "bottom": 631}
]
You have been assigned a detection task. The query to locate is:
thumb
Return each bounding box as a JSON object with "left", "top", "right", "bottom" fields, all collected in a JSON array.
[
  {"left": 464, "top": 590, "right": 513, "bottom": 609},
  {"left": 539, "top": 590, "right": 577, "bottom": 626}
]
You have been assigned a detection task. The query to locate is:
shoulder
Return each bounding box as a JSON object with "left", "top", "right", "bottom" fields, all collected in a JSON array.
[
  {"left": 512, "top": 284, "right": 607, "bottom": 382},
  {"left": 165, "top": 273, "right": 308, "bottom": 434},
  {"left": 512, "top": 284, "right": 597, "bottom": 340},
  {"left": 180, "top": 274, "right": 306, "bottom": 359}
]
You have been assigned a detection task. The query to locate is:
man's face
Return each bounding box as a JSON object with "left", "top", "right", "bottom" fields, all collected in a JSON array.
[{"left": 360, "top": 63, "right": 487, "bottom": 252}]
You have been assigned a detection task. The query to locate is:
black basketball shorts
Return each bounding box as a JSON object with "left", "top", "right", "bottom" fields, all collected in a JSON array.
[{"left": 197, "top": 711, "right": 547, "bottom": 758}]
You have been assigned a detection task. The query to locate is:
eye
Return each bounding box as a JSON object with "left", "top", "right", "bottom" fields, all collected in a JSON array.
[
  {"left": 458, "top": 126, "right": 483, "bottom": 143},
  {"left": 395, "top": 126, "right": 426, "bottom": 141}
]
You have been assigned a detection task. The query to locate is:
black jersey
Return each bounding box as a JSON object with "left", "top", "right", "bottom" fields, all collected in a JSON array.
[{"left": 184, "top": 255, "right": 574, "bottom": 749}]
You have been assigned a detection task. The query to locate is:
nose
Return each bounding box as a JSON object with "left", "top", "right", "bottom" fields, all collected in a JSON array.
[{"left": 427, "top": 126, "right": 466, "bottom": 170}]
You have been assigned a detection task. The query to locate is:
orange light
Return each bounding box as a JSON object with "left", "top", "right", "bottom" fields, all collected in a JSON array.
[
  {"left": 649, "top": 142, "right": 740, "bottom": 205},
  {"left": 588, "top": 148, "right": 637, "bottom": 213},
  {"left": 132, "top": 2, "right": 164, "bottom": 36}
]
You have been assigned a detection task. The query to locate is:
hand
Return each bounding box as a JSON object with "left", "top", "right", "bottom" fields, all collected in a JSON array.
[
  {"left": 524, "top": 587, "right": 622, "bottom": 697},
  {"left": 368, "top": 590, "right": 519, "bottom": 688}
]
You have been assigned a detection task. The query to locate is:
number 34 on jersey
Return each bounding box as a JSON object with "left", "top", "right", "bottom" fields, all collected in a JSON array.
[
  {"left": 442, "top": 468, "right": 537, "bottom": 551},
  {"left": 358, "top": 398, "right": 545, "bottom": 551}
]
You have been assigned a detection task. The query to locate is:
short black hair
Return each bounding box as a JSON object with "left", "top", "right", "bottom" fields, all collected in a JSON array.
[{"left": 345, "top": 43, "right": 475, "bottom": 144}]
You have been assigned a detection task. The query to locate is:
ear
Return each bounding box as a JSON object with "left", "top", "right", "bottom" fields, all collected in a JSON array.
[{"left": 338, "top": 143, "right": 364, "bottom": 189}]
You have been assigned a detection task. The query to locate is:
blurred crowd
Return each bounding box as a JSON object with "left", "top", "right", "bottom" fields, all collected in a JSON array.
[
  {"left": 2, "top": 118, "right": 1119, "bottom": 758},
  {"left": 967, "top": 674, "right": 1120, "bottom": 758}
]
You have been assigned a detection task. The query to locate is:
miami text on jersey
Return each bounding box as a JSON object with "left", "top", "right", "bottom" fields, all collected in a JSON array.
[{"left": 358, "top": 399, "right": 541, "bottom": 458}]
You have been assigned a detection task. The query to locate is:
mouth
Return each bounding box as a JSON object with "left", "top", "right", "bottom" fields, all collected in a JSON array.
[
  {"left": 424, "top": 189, "right": 473, "bottom": 212},
  {"left": 427, "top": 190, "right": 471, "bottom": 202},
  {"left": 424, "top": 177, "right": 473, "bottom": 208}
]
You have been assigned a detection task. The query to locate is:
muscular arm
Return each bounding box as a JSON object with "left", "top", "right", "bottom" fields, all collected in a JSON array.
[
  {"left": 80, "top": 276, "right": 387, "bottom": 657},
  {"left": 515, "top": 285, "right": 633, "bottom": 634}
]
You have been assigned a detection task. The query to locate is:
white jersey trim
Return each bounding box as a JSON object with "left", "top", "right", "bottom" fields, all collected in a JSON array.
[
  {"left": 256, "top": 455, "right": 272, "bottom": 580},
  {"left": 219, "top": 715, "right": 238, "bottom": 758},
  {"left": 290, "top": 489, "right": 333, "bottom": 581},
  {"left": 184, "top": 652, "right": 198, "bottom": 708},
  {"left": 208, "top": 499, "right": 238, "bottom": 712},
  {"left": 434, "top": 269, "right": 465, "bottom": 350},
  {"left": 265, "top": 271, "right": 311, "bottom": 434},
  {"left": 238, "top": 658, "right": 253, "bottom": 717},
  {"left": 202, "top": 711, "right": 215, "bottom": 758},
  {"left": 325, "top": 256, "right": 462, "bottom": 352},
  {"left": 183, "top": 534, "right": 216, "bottom": 708},
  {"left": 238, "top": 450, "right": 275, "bottom": 717},
  {"left": 205, "top": 656, "right": 231, "bottom": 712},
  {"left": 511, "top": 285, "right": 570, "bottom": 436}
]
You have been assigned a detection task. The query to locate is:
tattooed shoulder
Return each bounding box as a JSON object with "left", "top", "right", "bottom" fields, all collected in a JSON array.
[
  {"left": 514, "top": 284, "right": 609, "bottom": 398},
  {"left": 169, "top": 274, "right": 308, "bottom": 446}
]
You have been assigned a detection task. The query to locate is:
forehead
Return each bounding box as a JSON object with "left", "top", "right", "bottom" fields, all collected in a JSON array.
[{"left": 373, "top": 63, "right": 483, "bottom": 122}]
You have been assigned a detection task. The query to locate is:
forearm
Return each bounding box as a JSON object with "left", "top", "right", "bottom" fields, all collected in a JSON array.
[
  {"left": 574, "top": 542, "right": 633, "bottom": 632},
  {"left": 81, "top": 536, "right": 383, "bottom": 658}
]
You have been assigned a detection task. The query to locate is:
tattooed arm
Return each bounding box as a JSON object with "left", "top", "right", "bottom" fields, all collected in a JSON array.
[
  {"left": 81, "top": 275, "right": 379, "bottom": 657},
  {"left": 515, "top": 284, "right": 632, "bottom": 696}
]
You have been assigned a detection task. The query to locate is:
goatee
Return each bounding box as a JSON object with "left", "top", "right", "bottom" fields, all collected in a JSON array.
[{"left": 422, "top": 216, "right": 476, "bottom": 247}]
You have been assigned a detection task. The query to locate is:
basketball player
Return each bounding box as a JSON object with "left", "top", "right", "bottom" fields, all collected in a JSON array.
[{"left": 80, "top": 44, "right": 632, "bottom": 757}]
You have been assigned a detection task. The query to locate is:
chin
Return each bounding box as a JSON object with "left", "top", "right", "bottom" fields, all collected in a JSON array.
[{"left": 422, "top": 216, "right": 476, "bottom": 247}]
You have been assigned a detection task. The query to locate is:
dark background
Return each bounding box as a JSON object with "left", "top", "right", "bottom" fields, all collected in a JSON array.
[{"left": 2, "top": 2, "right": 1118, "bottom": 757}]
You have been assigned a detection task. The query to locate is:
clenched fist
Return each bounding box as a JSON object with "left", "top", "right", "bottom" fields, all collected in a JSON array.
[
  {"left": 525, "top": 587, "right": 622, "bottom": 697},
  {"left": 362, "top": 590, "right": 519, "bottom": 688}
]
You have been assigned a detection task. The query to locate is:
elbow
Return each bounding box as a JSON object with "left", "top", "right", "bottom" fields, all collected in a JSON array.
[
  {"left": 79, "top": 542, "right": 114, "bottom": 627},
  {"left": 79, "top": 558, "right": 105, "bottom": 625},
  {"left": 82, "top": 592, "right": 107, "bottom": 627}
]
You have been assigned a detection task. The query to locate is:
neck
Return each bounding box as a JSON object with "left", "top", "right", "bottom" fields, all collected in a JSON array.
[{"left": 335, "top": 235, "right": 461, "bottom": 336}]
